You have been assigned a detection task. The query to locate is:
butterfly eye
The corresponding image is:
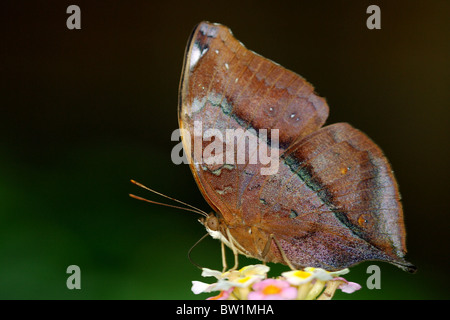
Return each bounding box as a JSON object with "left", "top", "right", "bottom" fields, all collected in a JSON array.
[{"left": 207, "top": 215, "right": 219, "bottom": 231}]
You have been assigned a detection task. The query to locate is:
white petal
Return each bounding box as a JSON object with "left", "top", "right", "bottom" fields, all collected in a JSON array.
[
  {"left": 213, "top": 280, "right": 236, "bottom": 291},
  {"left": 191, "top": 281, "right": 211, "bottom": 294},
  {"left": 240, "top": 264, "right": 270, "bottom": 276},
  {"left": 307, "top": 268, "right": 333, "bottom": 281},
  {"left": 201, "top": 268, "right": 224, "bottom": 279},
  {"left": 330, "top": 268, "right": 350, "bottom": 277}
]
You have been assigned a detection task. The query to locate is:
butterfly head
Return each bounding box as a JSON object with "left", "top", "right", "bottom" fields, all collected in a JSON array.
[
  {"left": 199, "top": 212, "right": 220, "bottom": 232},
  {"left": 199, "top": 212, "right": 233, "bottom": 245}
]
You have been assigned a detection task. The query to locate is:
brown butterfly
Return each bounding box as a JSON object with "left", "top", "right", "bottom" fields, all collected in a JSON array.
[{"left": 176, "top": 22, "right": 415, "bottom": 273}]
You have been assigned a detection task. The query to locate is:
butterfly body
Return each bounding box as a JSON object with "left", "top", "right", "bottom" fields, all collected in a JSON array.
[{"left": 180, "top": 22, "right": 416, "bottom": 273}]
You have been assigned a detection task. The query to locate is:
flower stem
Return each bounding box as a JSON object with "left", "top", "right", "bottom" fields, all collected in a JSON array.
[
  {"left": 305, "top": 280, "right": 326, "bottom": 300},
  {"left": 317, "top": 280, "right": 345, "bottom": 300}
]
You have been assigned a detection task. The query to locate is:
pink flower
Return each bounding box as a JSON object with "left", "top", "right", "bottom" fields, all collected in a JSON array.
[
  {"left": 248, "top": 279, "right": 297, "bottom": 300},
  {"left": 334, "top": 277, "right": 362, "bottom": 294}
]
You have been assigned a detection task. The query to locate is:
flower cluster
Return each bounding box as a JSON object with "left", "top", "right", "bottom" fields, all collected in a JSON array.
[{"left": 192, "top": 264, "right": 361, "bottom": 300}]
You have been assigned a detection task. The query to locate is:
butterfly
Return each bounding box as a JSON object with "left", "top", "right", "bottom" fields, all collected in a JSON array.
[{"left": 176, "top": 22, "right": 415, "bottom": 273}]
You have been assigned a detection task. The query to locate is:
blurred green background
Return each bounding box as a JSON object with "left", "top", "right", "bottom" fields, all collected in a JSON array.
[{"left": 1, "top": 1, "right": 448, "bottom": 299}]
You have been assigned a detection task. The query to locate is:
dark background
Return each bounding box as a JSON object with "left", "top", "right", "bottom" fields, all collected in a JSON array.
[{"left": 0, "top": 0, "right": 448, "bottom": 299}]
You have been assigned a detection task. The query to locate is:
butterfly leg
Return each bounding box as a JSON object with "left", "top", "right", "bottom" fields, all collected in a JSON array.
[
  {"left": 225, "top": 228, "right": 240, "bottom": 271},
  {"left": 221, "top": 241, "right": 228, "bottom": 272},
  {"left": 263, "top": 234, "right": 296, "bottom": 270}
]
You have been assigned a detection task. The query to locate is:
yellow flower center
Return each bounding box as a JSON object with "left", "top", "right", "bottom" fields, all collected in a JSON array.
[
  {"left": 237, "top": 276, "right": 251, "bottom": 284},
  {"left": 262, "top": 284, "right": 282, "bottom": 295},
  {"left": 293, "top": 270, "right": 312, "bottom": 279}
]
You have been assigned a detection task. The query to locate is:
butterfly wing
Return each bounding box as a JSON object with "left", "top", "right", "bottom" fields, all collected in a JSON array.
[
  {"left": 178, "top": 22, "right": 414, "bottom": 272},
  {"left": 256, "top": 123, "right": 415, "bottom": 271}
]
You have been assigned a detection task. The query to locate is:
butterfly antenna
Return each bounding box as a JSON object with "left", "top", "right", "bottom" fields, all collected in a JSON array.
[{"left": 129, "top": 179, "right": 208, "bottom": 218}]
